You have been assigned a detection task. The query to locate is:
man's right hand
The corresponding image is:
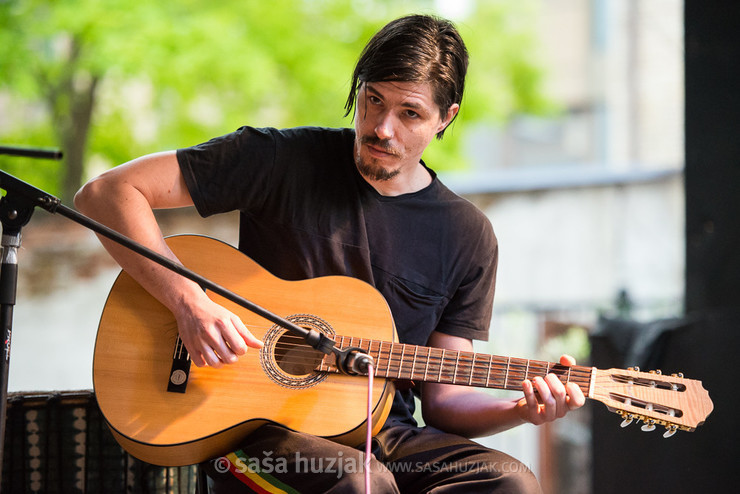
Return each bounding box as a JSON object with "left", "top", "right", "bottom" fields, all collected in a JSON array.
[{"left": 173, "top": 289, "right": 264, "bottom": 368}]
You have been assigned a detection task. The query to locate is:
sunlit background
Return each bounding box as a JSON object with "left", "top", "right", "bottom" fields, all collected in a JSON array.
[{"left": 1, "top": 1, "right": 684, "bottom": 492}]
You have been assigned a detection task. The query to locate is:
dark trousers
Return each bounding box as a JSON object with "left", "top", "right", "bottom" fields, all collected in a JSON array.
[{"left": 201, "top": 420, "right": 542, "bottom": 493}]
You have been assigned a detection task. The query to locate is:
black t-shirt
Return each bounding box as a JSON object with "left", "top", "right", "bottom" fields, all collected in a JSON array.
[{"left": 177, "top": 126, "right": 498, "bottom": 424}]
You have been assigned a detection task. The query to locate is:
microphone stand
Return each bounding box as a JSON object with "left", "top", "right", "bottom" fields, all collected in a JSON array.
[
  {"left": 1, "top": 146, "right": 64, "bottom": 488},
  {"left": 0, "top": 165, "right": 373, "bottom": 484}
]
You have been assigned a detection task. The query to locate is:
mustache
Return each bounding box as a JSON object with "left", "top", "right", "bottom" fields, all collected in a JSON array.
[{"left": 360, "top": 135, "right": 400, "bottom": 157}]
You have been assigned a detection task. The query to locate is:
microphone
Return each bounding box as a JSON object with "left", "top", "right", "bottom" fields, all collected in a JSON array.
[
  {"left": 346, "top": 350, "right": 375, "bottom": 375},
  {"left": 334, "top": 347, "right": 375, "bottom": 375}
]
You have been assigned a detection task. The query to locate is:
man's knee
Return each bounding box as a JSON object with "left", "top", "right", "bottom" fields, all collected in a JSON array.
[
  {"left": 330, "top": 460, "right": 398, "bottom": 494},
  {"left": 486, "top": 457, "right": 542, "bottom": 494}
]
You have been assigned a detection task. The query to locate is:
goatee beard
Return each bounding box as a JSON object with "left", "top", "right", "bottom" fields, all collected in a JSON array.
[
  {"left": 356, "top": 158, "right": 400, "bottom": 181},
  {"left": 356, "top": 136, "right": 401, "bottom": 182}
]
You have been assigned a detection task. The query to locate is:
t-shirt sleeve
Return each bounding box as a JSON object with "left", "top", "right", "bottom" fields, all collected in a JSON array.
[
  {"left": 176, "top": 126, "right": 277, "bottom": 217},
  {"left": 435, "top": 219, "right": 498, "bottom": 343}
]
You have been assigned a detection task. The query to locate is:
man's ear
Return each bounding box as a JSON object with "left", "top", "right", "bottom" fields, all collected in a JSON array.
[{"left": 437, "top": 103, "right": 460, "bottom": 134}]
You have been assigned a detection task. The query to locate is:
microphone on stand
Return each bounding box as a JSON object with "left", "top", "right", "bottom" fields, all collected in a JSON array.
[{"left": 335, "top": 347, "right": 375, "bottom": 375}]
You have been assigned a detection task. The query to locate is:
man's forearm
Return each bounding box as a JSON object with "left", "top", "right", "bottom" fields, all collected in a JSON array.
[
  {"left": 74, "top": 151, "right": 201, "bottom": 312},
  {"left": 421, "top": 385, "right": 527, "bottom": 438}
]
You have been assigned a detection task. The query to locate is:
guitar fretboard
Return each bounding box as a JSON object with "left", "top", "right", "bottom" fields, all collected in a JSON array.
[{"left": 317, "top": 335, "right": 593, "bottom": 394}]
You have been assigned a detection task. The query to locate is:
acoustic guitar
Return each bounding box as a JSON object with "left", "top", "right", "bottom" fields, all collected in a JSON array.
[{"left": 93, "top": 235, "right": 713, "bottom": 467}]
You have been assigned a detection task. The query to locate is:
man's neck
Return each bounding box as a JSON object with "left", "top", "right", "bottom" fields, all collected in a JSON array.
[{"left": 362, "top": 162, "right": 433, "bottom": 197}]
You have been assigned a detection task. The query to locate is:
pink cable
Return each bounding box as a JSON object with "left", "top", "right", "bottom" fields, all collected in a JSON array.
[{"left": 365, "top": 363, "right": 374, "bottom": 494}]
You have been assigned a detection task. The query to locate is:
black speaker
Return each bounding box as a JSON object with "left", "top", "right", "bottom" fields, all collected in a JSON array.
[{"left": 685, "top": 0, "right": 740, "bottom": 313}]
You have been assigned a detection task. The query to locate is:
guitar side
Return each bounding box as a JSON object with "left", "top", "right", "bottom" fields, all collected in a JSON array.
[{"left": 93, "top": 235, "right": 395, "bottom": 466}]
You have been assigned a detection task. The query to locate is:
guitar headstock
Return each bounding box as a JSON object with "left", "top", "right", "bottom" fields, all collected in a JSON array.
[{"left": 590, "top": 366, "right": 713, "bottom": 438}]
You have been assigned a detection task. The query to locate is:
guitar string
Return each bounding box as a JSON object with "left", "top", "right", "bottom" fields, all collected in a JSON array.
[
  {"left": 270, "top": 335, "right": 596, "bottom": 377},
  {"left": 169, "top": 330, "right": 690, "bottom": 422},
  {"left": 158, "top": 307, "right": 684, "bottom": 389},
  {"left": 168, "top": 329, "right": 689, "bottom": 427},
  {"left": 169, "top": 325, "right": 679, "bottom": 392},
  {"left": 166, "top": 323, "right": 592, "bottom": 382},
  {"left": 265, "top": 342, "right": 592, "bottom": 374},
  {"left": 266, "top": 338, "right": 594, "bottom": 389},
  {"left": 273, "top": 341, "right": 596, "bottom": 376},
  {"left": 262, "top": 341, "right": 595, "bottom": 380},
  {"left": 170, "top": 319, "right": 585, "bottom": 383}
]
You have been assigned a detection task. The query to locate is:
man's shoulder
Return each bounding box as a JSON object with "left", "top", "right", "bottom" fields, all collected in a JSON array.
[
  {"left": 219, "top": 125, "right": 353, "bottom": 145},
  {"left": 435, "top": 179, "right": 489, "bottom": 219},
  {"left": 270, "top": 126, "right": 354, "bottom": 141},
  {"left": 428, "top": 179, "right": 496, "bottom": 248}
]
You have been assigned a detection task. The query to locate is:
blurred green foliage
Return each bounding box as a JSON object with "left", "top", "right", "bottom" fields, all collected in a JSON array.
[{"left": 0, "top": 0, "right": 550, "bottom": 202}]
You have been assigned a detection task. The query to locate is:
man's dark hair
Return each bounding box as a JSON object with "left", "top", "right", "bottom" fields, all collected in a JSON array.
[{"left": 344, "top": 14, "right": 469, "bottom": 139}]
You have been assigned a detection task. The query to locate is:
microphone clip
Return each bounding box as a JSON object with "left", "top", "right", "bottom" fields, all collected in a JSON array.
[{"left": 332, "top": 346, "right": 374, "bottom": 375}]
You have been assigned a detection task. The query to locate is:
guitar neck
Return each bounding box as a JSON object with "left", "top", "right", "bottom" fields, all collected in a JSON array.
[{"left": 318, "top": 335, "right": 594, "bottom": 395}]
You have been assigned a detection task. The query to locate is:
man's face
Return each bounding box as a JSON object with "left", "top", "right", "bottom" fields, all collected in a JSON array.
[{"left": 353, "top": 81, "right": 457, "bottom": 184}]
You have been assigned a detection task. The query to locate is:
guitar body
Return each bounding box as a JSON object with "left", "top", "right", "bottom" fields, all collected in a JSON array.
[{"left": 93, "top": 235, "right": 395, "bottom": 466}]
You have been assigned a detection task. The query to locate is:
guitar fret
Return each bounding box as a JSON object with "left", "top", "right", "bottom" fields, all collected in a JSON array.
[
  {"left": 485, "top": 355, "right": 492, "bottom": 387},
  {"left": 373, "top": 340, "right": 381, "bottom": 376},
  {"left": 411, "top": 346, "right": 418, "bottom": 381},
  {"left": 525, "top": 360, "right": 530, "bottom": 382},
  {"left": 423, "top": 347, "right": 430, "bottom": 382},
  {"left": 468, "top": 354, "right": 475, "bottom": 386},
  {"left": 453, "top": 351, "right": 460, "bottom": 383},
  {"left": 398, "top": 344, "right": 406, "bottom": 379},
  {"left": 373, "top": 340, "right": 378, "bottom": 374},
  {"left": 438, "top": 349, "right": 445, "bottom": 382},
  {"left": 504, "top": 356, "right": 511, "bottom": 389}
]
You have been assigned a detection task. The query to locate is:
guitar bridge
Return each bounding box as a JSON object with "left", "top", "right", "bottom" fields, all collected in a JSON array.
[{"left": 167, "top": 337, "right": 191, "bottom": 393}]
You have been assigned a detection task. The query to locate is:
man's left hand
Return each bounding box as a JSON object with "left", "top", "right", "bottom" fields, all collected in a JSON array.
[{"left": 517, "top": 354, "right": 586, "bottom": 425}]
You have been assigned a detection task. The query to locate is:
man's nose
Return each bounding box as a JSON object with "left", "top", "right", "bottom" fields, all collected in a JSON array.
[{"left": 374, "top": 111, "right": 395, "bottom": 140}]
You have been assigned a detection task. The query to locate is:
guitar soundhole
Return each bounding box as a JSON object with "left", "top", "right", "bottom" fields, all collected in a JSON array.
[
  {"left": 274, "top": 332, "right": 325, "bottom": 376},
  {"left": 261, "top": 314, "right": 334, "bottom": 389}
]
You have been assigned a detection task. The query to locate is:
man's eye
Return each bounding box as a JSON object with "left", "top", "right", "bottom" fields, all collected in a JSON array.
[
  {"left": 368, "top": 96, "right": 382, "bottom": 105},
  {"left": 405, "top": 110, "right": 419, "bottom": 119}
]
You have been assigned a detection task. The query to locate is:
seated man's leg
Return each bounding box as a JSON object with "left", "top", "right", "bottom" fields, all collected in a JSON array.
[
  {"left": 374, "top": 421, "right": 542, "bottom": 494},
  {"left": 201, "top": 423, "right": 399, "bottom": 493}
]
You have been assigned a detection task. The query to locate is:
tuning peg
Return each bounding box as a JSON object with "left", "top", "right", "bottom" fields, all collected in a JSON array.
[
  {"left": 641, "top": 419, "right": 656, "bottom": 432},
  {"left": 620, "top": 413, "right": 634, "bottom": 428},
  {"left": 627, "top": 366, "right": 640, "bottom": 372},
  {"left": 663, "top": 425, "right": 678, "bottom": 438},
  {"left": 648, "top": 369, "right": 662, "bottom": 375}
]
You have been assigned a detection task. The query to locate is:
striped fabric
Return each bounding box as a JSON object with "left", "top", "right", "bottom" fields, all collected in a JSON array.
[{"left": 224, "top": 450, "right": 300, "bottom": 494}]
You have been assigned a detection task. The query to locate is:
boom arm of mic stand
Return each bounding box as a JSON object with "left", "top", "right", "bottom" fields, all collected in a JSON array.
[
  {"left": 0, "top": 145, "right": 63, "bottom": 160},
  {"left": 0, "top": 170, "right": 336, "bottom": 354}
]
